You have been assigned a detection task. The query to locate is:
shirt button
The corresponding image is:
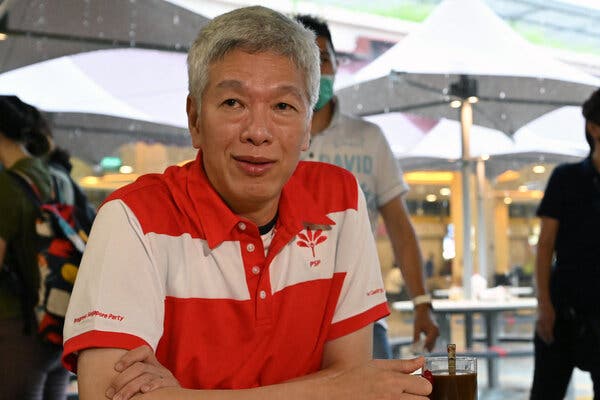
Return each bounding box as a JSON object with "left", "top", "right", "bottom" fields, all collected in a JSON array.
[
  {"left": 252, "top": 266, "right": 261, "bottom": 275},
  {"left": 246, "top": 243, "right": 255, "bottom": 252},
  {"left": 238, "top": 222, "right": 246, "bottom": 231},
  {"left": 259, "top": 290, "right": 267, "bottom": 299}
]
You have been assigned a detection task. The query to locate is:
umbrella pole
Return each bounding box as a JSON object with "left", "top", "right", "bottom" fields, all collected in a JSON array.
[
  {"left": 476, "top": 159, "right": 489, "bottom": 286},
  {"left": 460, "top": 102, "right": 474, "bottom": 299}
]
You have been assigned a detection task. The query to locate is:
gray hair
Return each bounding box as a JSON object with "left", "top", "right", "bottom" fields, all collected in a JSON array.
[{"left": 187, "top": 6, "right": 320, "bottom": 110}]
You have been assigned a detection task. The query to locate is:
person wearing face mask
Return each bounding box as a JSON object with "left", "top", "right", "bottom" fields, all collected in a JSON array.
[{"left": 295, "top": 15, "right": 439, "bottom": 359}]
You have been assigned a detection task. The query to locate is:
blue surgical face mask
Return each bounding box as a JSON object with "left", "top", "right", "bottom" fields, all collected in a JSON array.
[{"left": 314, "top": 75, "right": 335, "bottom": 111}]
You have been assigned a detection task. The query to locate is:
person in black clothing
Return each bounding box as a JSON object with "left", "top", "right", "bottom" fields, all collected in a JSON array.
[{"left": 530, "top": 88, "right": 600, "bottom": 399}]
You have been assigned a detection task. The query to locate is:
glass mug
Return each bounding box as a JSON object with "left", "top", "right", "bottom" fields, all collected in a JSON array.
[{"left": 423, "top": 356, "right": 477, "bottom": 400}]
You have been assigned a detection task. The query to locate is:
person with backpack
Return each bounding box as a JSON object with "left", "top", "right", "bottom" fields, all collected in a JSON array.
[
  {"left": 24, "top": 102, "right": 96, "bottom": 235},
  {"left": 0, "top": 95, "right": 70, "bottom": 400}
]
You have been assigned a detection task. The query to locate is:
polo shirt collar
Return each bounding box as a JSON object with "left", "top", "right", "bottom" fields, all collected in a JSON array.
[
  {"left": 278, "top": 170, "right": 335, "bottom": 238},
  {"left": 186, "top": 152, "right": 243, "bottom": 249},
  {"left": 186, "top": 153, "right": 334, "bottom": 250}
]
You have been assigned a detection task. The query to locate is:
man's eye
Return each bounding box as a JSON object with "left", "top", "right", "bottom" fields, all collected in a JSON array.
[
  {"left": 275, "top": 103, "right": 294, "bottom": 111},
  {"left": 223, "top": 99, "right": 238, "bottom": 107}
]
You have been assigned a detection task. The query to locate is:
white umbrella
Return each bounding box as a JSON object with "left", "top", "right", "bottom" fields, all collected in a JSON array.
[
  {"left": 367, "top": 107, "right": 588, "bottom": 169},
  {"left": 366, "top": 113, "right": 514, "bottom": 162},
  {"left": 0, "top": 48, "right": 193, "bottom": 162},
  {"left": 512, "top": 106, "right": 588, "bottom": 157},
  {"left": 337, "top": 0, "right": 600, "bottom": 300},
  {"left": 0, "top": 48, "right": 189, "bottom": 128}
]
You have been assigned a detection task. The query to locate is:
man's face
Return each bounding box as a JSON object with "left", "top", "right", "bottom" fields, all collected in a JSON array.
[
  {"left": 187, "top": 49, "right": 311, "bottom": 220},
  {"left": 317, "top": 36, "right": 337, "bottom": 77}
]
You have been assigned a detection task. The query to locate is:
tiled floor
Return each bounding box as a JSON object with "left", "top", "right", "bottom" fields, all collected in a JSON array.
[{"left": 476, "top": 357, "right": 594, "bottom": 399}]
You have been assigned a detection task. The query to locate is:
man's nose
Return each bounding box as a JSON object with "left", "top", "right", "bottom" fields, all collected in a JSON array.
[{"left": 241, "top": 105, "right": 273, "bottom": 145}]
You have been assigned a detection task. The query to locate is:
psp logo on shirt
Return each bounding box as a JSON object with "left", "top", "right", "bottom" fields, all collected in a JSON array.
[{"left": 296, "top": 226, "right": 327, "bottom": 267}]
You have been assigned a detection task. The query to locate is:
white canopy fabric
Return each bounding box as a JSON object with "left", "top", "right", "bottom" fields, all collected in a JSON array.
[
  {"left": 0, "top": 48, "right": 190, "bottom": 128},
  {"left": 366, "top": 106, "right": 588, "bottom": 163},
  {"left": 511, "top": 106, "right": 588, "bottom": 156},
  {"left": 365, "top": 113, "right": 514, "bottom": 160}
]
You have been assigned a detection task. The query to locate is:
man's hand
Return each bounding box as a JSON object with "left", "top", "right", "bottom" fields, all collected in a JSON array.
[
  {"left": 536, "top": 302, "right": 556, "bottom": 344},
  {"left": 323, "top": 357, "right": 431, "bottom": 399},
  {"left": 413, "top": 304, "right": 439, "bottom": 352},
  {"left": 105, "top": 345, "right": 180, "bottom": 400}
]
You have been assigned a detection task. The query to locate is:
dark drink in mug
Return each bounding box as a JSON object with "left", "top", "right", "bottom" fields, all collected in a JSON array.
[{"left": 424, "top": 356, "right": 477, "bottom": 400}]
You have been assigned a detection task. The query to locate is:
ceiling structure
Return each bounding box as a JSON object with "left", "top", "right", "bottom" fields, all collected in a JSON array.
[
  {"left": 311, "top": 0, "right": 600, "bottom": 58},
  {"left": 487, "top": 0, "right": 600, "bottom": 54},
  {"left": 0, "top": 0, "right": 206, "bottom": 72}
]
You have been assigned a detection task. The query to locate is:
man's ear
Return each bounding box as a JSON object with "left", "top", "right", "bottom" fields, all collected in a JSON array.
[
  {"left": 187, "top": 94, "right": 202, "bottom": 149},
  {"left": 300, "top": 119, "right": 311, "bottom": 152}
]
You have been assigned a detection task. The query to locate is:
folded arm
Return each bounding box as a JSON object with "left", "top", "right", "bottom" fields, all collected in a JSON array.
[{"left": 78, "top": 324, "right": 431, "bottom": 400}]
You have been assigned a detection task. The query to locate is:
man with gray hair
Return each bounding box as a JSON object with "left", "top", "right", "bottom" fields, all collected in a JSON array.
[{"left": 62, "top": 6, "right": 431, "bottom": 399}]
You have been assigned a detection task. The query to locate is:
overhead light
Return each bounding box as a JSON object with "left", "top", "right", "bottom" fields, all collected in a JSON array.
[
  {"left": 0, "top": 33, "right": 7, "bottom": 41},
  {"left": 518, "top": 185, "right": 528, "bottom": 192},
  {"left": 439, "top": 187, "right": 451, "bottom": 196},
  {"left": 503, "top": 197, "right": 513, "bottom": 205},
  {"left": 531, "top": 190, "right": 544, "bottom": 199},
  {"left": 80, "top": 176, "right": 100, "bottom": 186},
  {"left": 480, "top": 154, "right": 490, "bottom": 161},
  {"left": 450, "top": 100, "right": 462, "bottom": 108},
  {"left": 532, "top": 165, "right": 546, "bottom": 174},
  {"left": 425, "top": 194, "right": 437, "bottom": 202},
  {"left": 119, "top": 165, "right": 134, "bottom": 174},
  {"left": 404, "top": 171, "right": 454, "bottom": 184},
  {"left": 496, "top": 170, "right": 520, "bottom": 182},
  {"left": 528, "top": 234, "right": 539, "bottom": 246},
  {"left": 467, "top": 96, "right": 479, "bottom": 104}
]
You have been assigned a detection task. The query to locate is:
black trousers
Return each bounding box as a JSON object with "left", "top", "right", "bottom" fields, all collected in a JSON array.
[{"left": 530, "top": 313, "right": 600, "bottom": 400}]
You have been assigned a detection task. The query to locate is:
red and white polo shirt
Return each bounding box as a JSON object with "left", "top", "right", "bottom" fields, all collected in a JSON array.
[{"left": 62, "top": 153, "right": 389, "bottom": 389}]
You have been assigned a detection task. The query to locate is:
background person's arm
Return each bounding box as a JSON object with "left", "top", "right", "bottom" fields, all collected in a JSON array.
[
  {"left": 0, "top": 237, "right": 6, "bottom": 268},
  {"left": 534, "top": 216, "right": 559, "bottom": 344},
  {"left": 380, "top": 196, "right": 439, "bottom": 351}
]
